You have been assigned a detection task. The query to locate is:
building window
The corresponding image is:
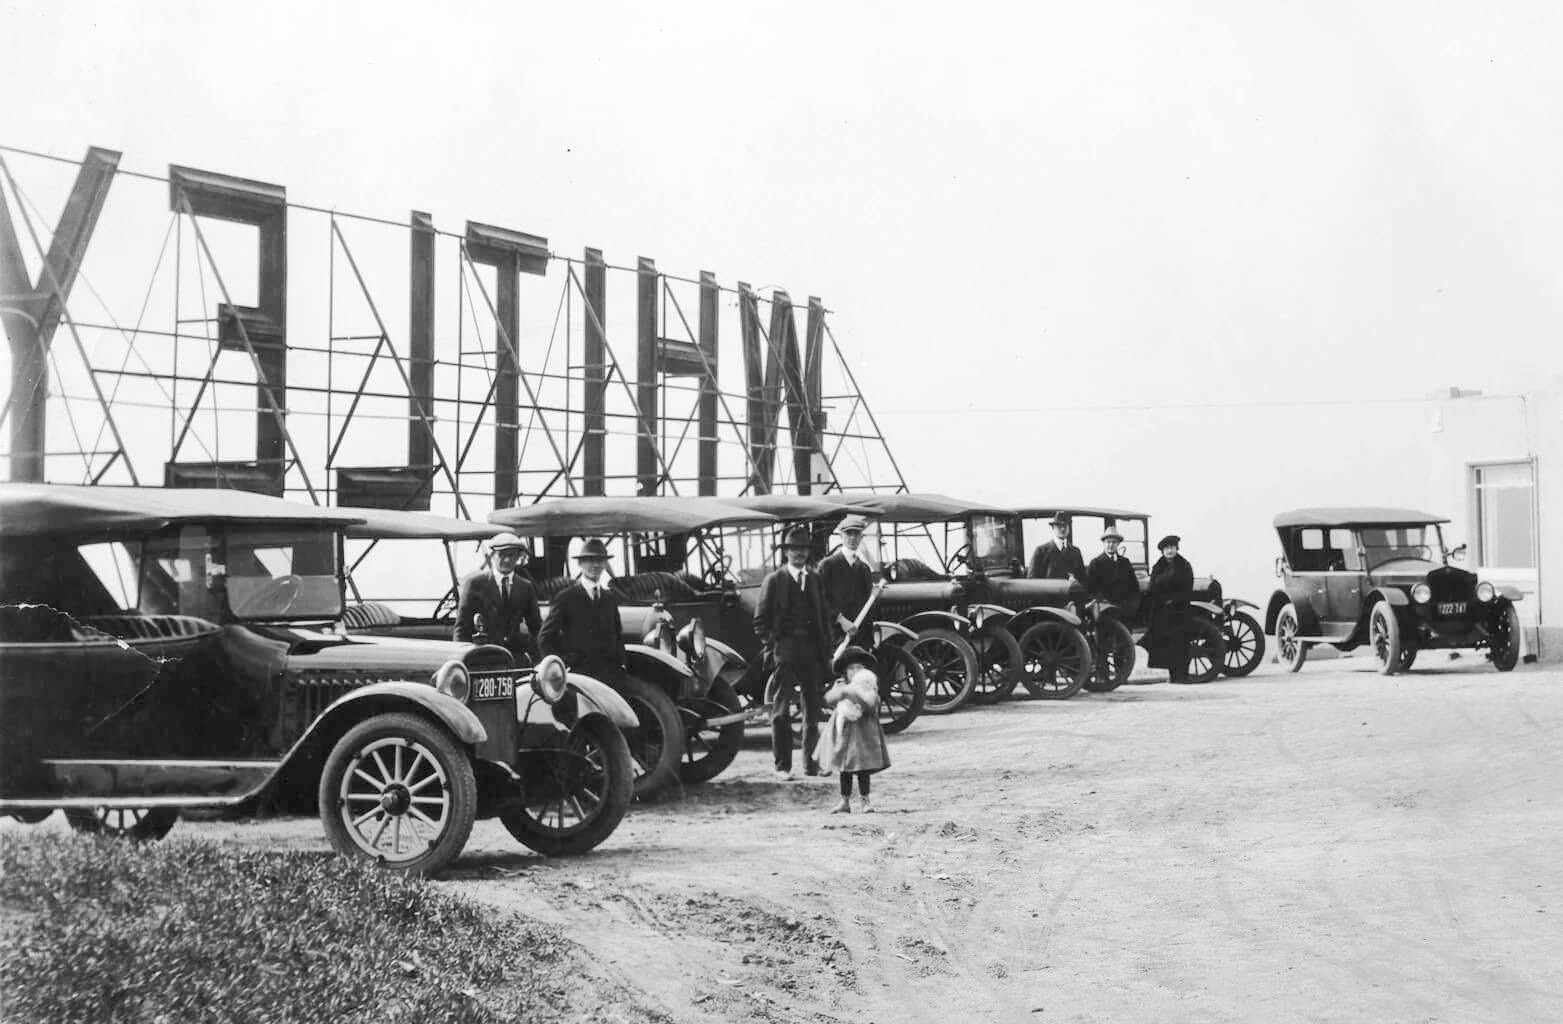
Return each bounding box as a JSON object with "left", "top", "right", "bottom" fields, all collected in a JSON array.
[{"left": 1471, "top": 461, "right": 1536, "bottom": 570}]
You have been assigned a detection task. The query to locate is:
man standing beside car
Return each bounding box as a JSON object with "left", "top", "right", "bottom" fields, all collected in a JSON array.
[
  {"left": 1029, "top": 513, "right": 1086, "bottom": 584},
  {"left": 539, "top": 538, "right": 627, "bottom": 685},
  {"left": 819, "top": 515, "right": 876, "bottom": 641},
  {"left": 754, "top": 526, "right": 832, "bottom": 781},
  {"left": 454, "top": 532, "right": 542, "bottom": 662},
  {"left": 1086, "top": 524, "right": 1141, "bottom": 618}
]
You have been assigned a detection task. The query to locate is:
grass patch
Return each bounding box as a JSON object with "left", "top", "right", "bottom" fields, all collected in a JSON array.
[{"left": 0, "top": 833, "right": 593, "bottom": 1024}]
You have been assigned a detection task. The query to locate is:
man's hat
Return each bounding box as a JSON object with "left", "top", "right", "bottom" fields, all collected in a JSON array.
[
  {"left": 1049, "top": 513, "right": 1071, "bottom": 527},
  {"left": 1101, "top": 525, "right": 1124, "bottom": 542},
  {"left": 775, "top": 526, "right": 812, "bottom": 550},
  {"left": 573, "top": 538, "right": 614, "bottom": 560},
  {"left": 836, "top": 514, "right": 869, "bottom": 534},
  {"left": 1157, "top": 534, "right": 1181, "bottom": 550},
  {"left": 832, "top": 645, "right": 878, "bottom": 676},
  {"left": 489, "top": 531, "right": 527, "bottom": 552}
]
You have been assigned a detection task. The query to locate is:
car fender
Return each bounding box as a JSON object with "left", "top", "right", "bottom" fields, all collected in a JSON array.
[
  {"left": 565, "top": 673, "right": 639, "bottom": 728},
  {"left": 1008, "top": 605, "right": 1083, "bottom": 632},
  {"left": 872, "top": 620, "right": 920, "bottom": 647},
  {"left": 624, "top": 642, "right": 694, "bottom": 679},
  {"left": 706, "top": 637, "right": 745, "bottom": 669},
  {"left": 901, "top": 610, "right": 972, "bottom": 633},
  {"left": 1496, "top": 586, "right": 1524, "bottom": 602},
  {"left": 1266, "top": 588, "right": 1320, "bottom": 636},
  {"left": 966, "top": 604, "right": 1014, "bottom": 631},
  {"left": 1223, "top": 598, "right": 1259, "bottom": 617},
  {"left": 317, "top": 681, "right": 487, "bottom": 744},
  {"left": 1190, "top": 600, "right": 1225, "bottom": 619},
  {"left": 1368, "top": 588, "right": 1408, "bottom": 608}
]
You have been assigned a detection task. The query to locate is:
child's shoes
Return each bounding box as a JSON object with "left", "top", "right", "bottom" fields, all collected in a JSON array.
[
  {"left": 859, "top": 796, "right": 874, "bottom": 813},
  {"left": 829, "top": 797, "right": 851, "bottom": 814}
]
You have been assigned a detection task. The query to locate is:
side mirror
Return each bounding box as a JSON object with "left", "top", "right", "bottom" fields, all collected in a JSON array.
[
  {"left": 1274, "top": 556, "right": 1284, "bottom": 578},
  {"left": 1449, "top": 544, "right": 1467, "bottom": 563}
]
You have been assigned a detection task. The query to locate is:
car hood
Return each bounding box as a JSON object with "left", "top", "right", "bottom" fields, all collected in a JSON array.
[
  {"left": 1372, "top": 563, "right": 1469, "bottom": 588},
  {"left": 281, "top": 628, "right": 482, "bottom": 674}
]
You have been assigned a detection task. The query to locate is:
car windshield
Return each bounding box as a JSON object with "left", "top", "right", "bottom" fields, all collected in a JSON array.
[
  {"left": 1359, "top": 524, "right": 1444, "bottom": 570},
  {"left": 224, "top": 527, "right": 342, "bottom": 619},
  {"left": 968, "top": 514, "right": 1022, "bottom": 574}
]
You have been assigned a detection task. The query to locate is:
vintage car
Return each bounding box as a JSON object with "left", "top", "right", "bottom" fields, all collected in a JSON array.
[
  {"left": 1011, "top": 506, "right": 1261, "bottom": 685},
  {"left": 0, "top": 484, "right": 637, "bottom": 874},
  {"left": 1265, "top": 507, "right": 1524, "bottom": 674}
]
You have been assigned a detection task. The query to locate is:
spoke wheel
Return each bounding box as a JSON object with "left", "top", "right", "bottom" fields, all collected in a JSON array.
[
  {"left": 1276, "top": 604, "right": 1307, "bottom": 673},
  {"left": 1398, "top": 643, "right": 1418, "bottom": 672},
  {"left": 1017, "top": 622, "right": 1091, "bottom": 699},
  {"left": 618, "top": 676, "right": 686, "bottom": 800},
  {"left": 875, "top": 642, "right": 926, "bottom": 734},
  {"left": 1185, "top": 618, "right": 1226, "bottom": 683},
  {"left": 677, "top": 679, "right": 745, "bottom": 785},
  {"left": 319, "top": 712, "right": 476, "bottom": 875},
  {"left": 63, "top": 806, "right": 178, "bottom": 841},
  {"left": 1369, "top": 602, "right": 1402, "bottom": 676},
  {"left": 908, "top": 628, "right": 979, "bottom": 714},
  {"left": 501, "top": 715, "right": 634, "bottom": 855},
  {"left": 1220, "top": 611, "right": 1266, "bottom": 677},
  {"left": 1490, "top": 602, "right": 1521, "bottom": 672},
  {"left": 1084, "top": 617, "right": 1136, "bottom": 692},
  {"left": 970, "top": 626, "right": 1023, "bottom": 704}
]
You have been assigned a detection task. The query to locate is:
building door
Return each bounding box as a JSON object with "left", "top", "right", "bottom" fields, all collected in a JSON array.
[{"left": 1470, "top": 460, "right": 1539, "bottom": 642}]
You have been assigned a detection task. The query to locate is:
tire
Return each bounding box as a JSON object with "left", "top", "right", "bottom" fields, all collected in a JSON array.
[
  {"left": 63, "top": 807, "right": 178, "bottom": 841},
  {"left": 1084, "top": 618, "right": 1135, "bottom": 692},
  {"left": 1220, "top": 611, "right": 1266, "bottom": 678},
  {"left": 318, "top": 712, "right": 477, "bottom": 875},
  {"left": 677, "top": 679, "right": 745, "bottom": 785},
  {"left": 1369, "top": 602, "right": 1402, "bottom": 676},
  {"left": 8, "top": 809, "right": 53, "bottom": 825},
  {"left": 1398, "top": 644, "right": 1418, "bottom": 672},
  {"left": 970, "top": 625, "right": 1023, "bottom": 704},
  {"left": 617, "top": 676, "right": 686, "bottom": 800},
  {"left": 1017, "top": 621, "right": 1091, "bottom": 700},
  {"left": 875, "top": 642, "right": 926, "bottom": 735},
  {"left": 1185, "top": 618, "right": 1226, "bottom": 684},
  {"left": 1490, "top": 602, "right": 1521, "bottom": 672},
  {"left": 1275, "top": 604, "right": 1307, "bottom": 673},
  {"left": 500, "top": 715, "right": 634, "bottom": 856},
  {"left": 909, "top": 628, "right": 979, "bottom": 714}
]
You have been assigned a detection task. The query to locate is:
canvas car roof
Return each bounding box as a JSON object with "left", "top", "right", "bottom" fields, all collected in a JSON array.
[
  {"left": 719, "top": 494, "right": 877, "bottom": 520},
  {"left": 0, "top": 483, "right": 367, "bottom": 538},
  {"left": 488, "top": 495, "right": 777, "bottom": 536},
  {"left": 1272, "top": 507, "right": 1450, "bottom": 528},
  {"left": 345, "top": 507, "right": 506, "bottom": 541},
  {"left": 1011, "top": 505, "right": 1149, "bottom": 520},
  {"left": 811, "top": 491, "right": 1011, "bottom": 522}
]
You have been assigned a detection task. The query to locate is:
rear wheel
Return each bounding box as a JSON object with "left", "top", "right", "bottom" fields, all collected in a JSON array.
[
  {"left": 63, "top": 807, "right": 178, "bottom": 841},
  {"left": 1370, "top": 602, "right": 1402, "bottom": 676},
  {"left": 875, "top": 643, "right": 926, "bottom": 734},
  {"left": 1490, "top": 601, "right": 1521, "bottom": 672},
  {"left": 1084, "top": 618, "right": 1136, "bottom": 692},
  {"left": 501, "top": 715, "right": 634, "bottom": 855},
  {"left": 1220, "top": 611, "right": 1266, "bottom": 677},
  {"left": 617, "top": 676, "right": 686, "bottom": 799},
  {"left": 970, "top": 625, "right": 1023, "bottom": 704},
  {"left": 1017, "top": 622, "right": 1091, "bottom": 700},
  {"left": 318, "top": 712, "right": 476, "bottom": 875},
  {"left": 1185, "top": 618, "right": 1227, "bottom": 683},
  {"left": 677, "top": 679, "right": 745, "bottom": 785},
  {"left": 1276, "top": 604, "right": 1307, "bottom": 673},
  {"left": 910, "top": 628, "right": 979, "bottom": 714}
]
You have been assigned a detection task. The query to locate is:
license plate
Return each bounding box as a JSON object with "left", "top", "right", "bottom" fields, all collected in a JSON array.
[
  {"left": 1436, "top": 601, "right": 1466, "bottom": 616},
  {"left": 471, "top": 674, "right": 516, "bottom": 701}
]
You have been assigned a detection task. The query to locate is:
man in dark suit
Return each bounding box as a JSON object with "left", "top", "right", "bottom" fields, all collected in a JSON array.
[
  {"left": 1086, "top": 524, "right": 1142, "bottom": 616},
  {"left": 818, "top": 515, "right": 876, "bottom": 640},
  {"left": 753, "top": 526, "right": 832, "bottom": 780},
  {"left": 539, "top": 538, "right": 626, "bottom": 685},
  {"left": 1029, "top": 513, "right": 1087, "bottom": 583},
  {"left": 454, "top": 532, "right": 542, "bottom": 661}
]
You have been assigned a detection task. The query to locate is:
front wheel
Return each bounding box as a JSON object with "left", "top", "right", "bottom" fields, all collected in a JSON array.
[
  {"left": 909, "top": 628, "right": 979, "bottom": 714},
  {"left": 1085, "top": 617, "right": 1136, "bottom": 692},
  {"left": 318, "top": 712, "right": 477, "bottom": 875},
  {"left": 617, "top": 676, "right": 686, "bottom": 800},
  {"left": 970, "top": 625, "right": 1023, "bottom": 704},
  {"left": 1185, "top": 618, "right": 1227, "bottom": 683},
  {"left": 1017, "top": 622, "right": 1091, "bottom": 699},
  {"left": 875, "top": 642, "right": 926, "bottom": 734},
  {"left": 1369, "top": 602, "right": 1402, "bottom": 676},
  {"left": 1275, "top": 604, "right": 1307, "bottom": 673},
  {"left": 1220, "top": 611, "right": 1266, "bottom": 677},
  {"left": 1490, "top": 601, "right": 1521, "bottom": 672},
  {"left": 501, "top": 715, "right": 634, "bottom": 856},
  {"left": 677, "top": 679, "right": 745, "bottom": 785},
  {"left": 63, "top": 807, "right": 178, "bottom": 841}
]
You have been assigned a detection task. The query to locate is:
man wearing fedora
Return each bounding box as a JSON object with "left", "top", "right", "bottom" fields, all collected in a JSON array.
[
  {"left": 539, "top": 538, "right": 627, "bottom": 685},
  {"left": 818, "top": 515, "right": 877, "bottom": 640},
  {"left": 454, "top": 531, "right": 542, "bottom": 662},
  {"left": 754, "top": 526, "right": 832, "bottom": 780},
  {"left": 1086, "top": 524, "right": 1142, "bottom": 616},
  {"left": 1029, "top": 513, "right": 1087, "bottom": 584}
]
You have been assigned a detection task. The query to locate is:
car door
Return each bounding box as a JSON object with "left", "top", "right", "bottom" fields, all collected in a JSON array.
[
  {"left": 1290, "top": 527, "right": 1332, "bottom": 625},
  {"left": 1324, "top": 528, "right": 1365, "bottom": 625}
]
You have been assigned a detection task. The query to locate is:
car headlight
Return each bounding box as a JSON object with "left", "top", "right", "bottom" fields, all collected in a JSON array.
[
  {"left": 677, "top": 619, "right": 707, "bottom": 661},
  {"left": 1476, "top": 582, "right": 1495, "bottom": 603},
  {"left": 433, "top": 660, "right": 471, "bottom": 702},
  {"left": 532, "top": 654, "right": 568, "bottom": 703},
  {"left": 1411, "top": 584, "right": 1432, "bottom": 604}
]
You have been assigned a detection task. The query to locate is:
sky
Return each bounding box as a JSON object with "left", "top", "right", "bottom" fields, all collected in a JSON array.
[{"left": 4, "top": 0, "right": 1560, "bottom": 606}]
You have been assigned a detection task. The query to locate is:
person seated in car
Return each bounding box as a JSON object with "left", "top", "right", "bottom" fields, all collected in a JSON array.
[
  {"left": 1086, "top": 524, "right": 1141, "bottom": 618},
  {"left": 454, "top": 532, "right": 542, "bottom": 662},
  {"left": 1029, "top": 513, "right": 1086, "bottom": 584}
]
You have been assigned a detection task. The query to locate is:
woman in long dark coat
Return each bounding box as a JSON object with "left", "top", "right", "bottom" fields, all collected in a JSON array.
[{"left": 1142, "top": 535, "right": 1195, "bottom": 683}]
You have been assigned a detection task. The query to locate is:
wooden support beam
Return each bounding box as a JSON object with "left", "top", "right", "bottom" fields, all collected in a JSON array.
[
  {"left": 636, "top": 256, "right": 658, "bottom": 496},
  {"left": 737, "top": 282, "right": 768, "bottom": 493},
  {"left": 697, "top": 270, "right": 719, "bottom": 495},
  {"left": 583, "top": 248, "right": 606, "bottom": 495},
  {"left": 408, "top": 211, "right": 436, "bottom": 469}
]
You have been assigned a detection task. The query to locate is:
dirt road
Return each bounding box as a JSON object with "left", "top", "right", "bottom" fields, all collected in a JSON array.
[{"left": 25, "top": 658, "right": 1563, "bottom": 1022}]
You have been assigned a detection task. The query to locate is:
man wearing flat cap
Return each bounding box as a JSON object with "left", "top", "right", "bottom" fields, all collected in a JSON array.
[
  {"left": 1086, "top": 524, "right": 1142, "bottom": 615},
  {"left": 1028, "top": 513, "right": 1087, "bottom": 584},
  {"left": 455, "top": 531, "right": 542, "bottom": 661},
  {"left": 539, "top": 538, "right": 627, "bottom": 685},
  {"left": 818, "top": 515, "right": 877, "bottom": 641},
  {"left": 754, "top": 526, "right": 832, "bottom": 780}
]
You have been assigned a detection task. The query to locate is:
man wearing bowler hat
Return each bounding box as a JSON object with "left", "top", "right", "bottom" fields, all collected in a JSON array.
[
  {"left": 454, "top": 531, "right": 542, "bottom": 661},
  {"left": 754, "top": 526, "right": 832, "bottom": 780},
  {"left": 1029, "top": 513, "right": 1087, "bottom": 584},
  {"left": 539, "top": 538, "right": 627, "bottom": 685},
  {"left": 818, "top": 515, "right": 877, "bottom": 640},
  {"left": 1086, "top": 523, "right": 1142, "bottom": 616}
]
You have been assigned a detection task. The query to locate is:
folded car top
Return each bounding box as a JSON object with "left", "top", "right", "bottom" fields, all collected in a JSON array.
[
  {"left": 487, "top": 494, "right": 777, "bottom": 536},
  {"left": 1272, "top": 507, "right": 1450, "bottom": 528},
  {"left": 0, "top": 483, "right": 367, "bottom": 537},
  {"left": 810, "top": 491, "right": 1011, "bottom": 523},
  {"left": 344, "top": 507, "right": 507, "bottom": 541}
]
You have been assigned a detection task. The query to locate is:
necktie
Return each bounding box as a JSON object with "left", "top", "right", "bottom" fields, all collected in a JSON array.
[{"left": 501, "top": 575, "right": 510, "bottom": 604}]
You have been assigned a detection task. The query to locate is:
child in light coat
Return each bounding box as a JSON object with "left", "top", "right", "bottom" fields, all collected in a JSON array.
[{"left": 813, "top": 646, "right": 891, "bottom": 813}]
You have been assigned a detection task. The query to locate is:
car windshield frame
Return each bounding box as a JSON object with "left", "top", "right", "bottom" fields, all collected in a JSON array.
[{"left": 1357, "top": 523, "right": 1447, "bottom": 573}]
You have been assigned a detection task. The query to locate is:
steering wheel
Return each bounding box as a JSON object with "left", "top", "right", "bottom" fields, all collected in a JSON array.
[
  {"left": 433, "top": 585, "right": 459, "bottom": 620},
  {"left": 1416, "top": 545, "right": 1433, "bottom": 561},
  {"left": 943, "top": 543, "right": 972, "bottom": 575},
  {"left": 705, "top": 553, "right": 734, "bottom": 588},
  {"left": 254, "top": 574, "right": 302, "bottom": 615}
]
